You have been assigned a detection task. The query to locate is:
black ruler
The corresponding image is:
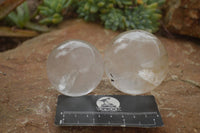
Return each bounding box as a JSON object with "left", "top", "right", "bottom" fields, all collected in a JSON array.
[{"left": 55, "top": 95, "right": 163, "bottom": 127}]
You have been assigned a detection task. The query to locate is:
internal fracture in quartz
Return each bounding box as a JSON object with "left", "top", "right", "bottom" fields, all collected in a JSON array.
[
  {"left": 47, "top": 40, "right": 104, "bottom": 96},
  {"left": 104, "top": 30, "right": 168, "bottom": 95}
]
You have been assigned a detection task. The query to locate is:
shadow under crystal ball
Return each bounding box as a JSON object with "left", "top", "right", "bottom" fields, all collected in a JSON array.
[
  {"left": 47, "top": 40, "right": 104, "bottom": 96},
  {"left": 104, "top": 30, "right": 168, "bottom": 95}
]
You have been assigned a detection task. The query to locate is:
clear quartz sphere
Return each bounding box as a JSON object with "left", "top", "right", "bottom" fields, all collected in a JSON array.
[
  {"left": 104, "top": 30, "right": 168, "bottom": 95},
  {"left": 47, "top": 40, "right": 104, "bottom": 96}
]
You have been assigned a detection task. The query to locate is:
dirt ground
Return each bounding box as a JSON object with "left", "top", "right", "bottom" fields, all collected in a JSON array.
[{"left": 0, "top": 19, "right": 200, "bottom": 133}]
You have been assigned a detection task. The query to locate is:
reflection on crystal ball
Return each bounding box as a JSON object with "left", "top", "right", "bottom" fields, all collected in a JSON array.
[
  {"left": 104, "top": 30, "right": 168, "bottom": 95},
  {"left": 47, "top": 40, "right": 104, "bottom": 96}
]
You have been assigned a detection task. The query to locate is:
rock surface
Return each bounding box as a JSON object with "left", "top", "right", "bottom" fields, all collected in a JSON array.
[
  {"left": 163, "top": 0, "right": 200, "bottom": 38},
  {"left": 0, "top": 19, "right": 200, "bottom": 133}
]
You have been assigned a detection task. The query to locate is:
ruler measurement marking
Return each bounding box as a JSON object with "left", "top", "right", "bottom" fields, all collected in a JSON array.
[
  {"left": 61, "top": 112, "right": 158, "bottom": 125},
  {"left": 61, "top": 113, "right": 157, "bottom": 125},
  {"left": 153, "top": 119, "right": 156, "bottom": 125},
  {"left": 63, "top": 111, "right": 158, "bottom": 115},
  {"left": 61, "top": 122, "right": 156, "bottom": 126}
]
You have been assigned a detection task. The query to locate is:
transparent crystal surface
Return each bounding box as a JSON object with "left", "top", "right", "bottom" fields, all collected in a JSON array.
[
  {"left": 47, "top": 40, "right": 104, "bottom": 96},
  {"left": 104, "top": 30, "right": 168, "bottom": 95}
]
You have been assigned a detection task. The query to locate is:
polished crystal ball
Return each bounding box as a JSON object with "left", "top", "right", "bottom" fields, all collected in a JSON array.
[
  {"left": 104, "top": 30, "right": 168, "bottom": 95},
  {"left": 47, "top": 40, "right": 104, "bottom": 96}
]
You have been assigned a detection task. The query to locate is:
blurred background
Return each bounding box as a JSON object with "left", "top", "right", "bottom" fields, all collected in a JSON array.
[{"left": 0, "top": 0, "right": 199, "bottom": 51}]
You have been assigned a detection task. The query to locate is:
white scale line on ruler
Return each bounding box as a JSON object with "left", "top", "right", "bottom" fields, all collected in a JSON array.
[
  {"left": 61, "top": 115, "right": 156, "bottom": 126},
  {"left": 62, "top": 111, "right": 158, "bottom": 115},
  {"left": 62, "top": 121, "right": 156, "bottom": 126},
  {"left": 153, "top": 119, "right": 156, "bottom": 125},
  {"left": 61, "top": 111, "right": 158, "bottom": 126},
  {"left": 60, "top": 120, "right": 62, "bottom": 124}
]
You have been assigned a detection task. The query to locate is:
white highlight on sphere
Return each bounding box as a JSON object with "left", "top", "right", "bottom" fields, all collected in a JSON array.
[
  {"left": 104, "top": 30, "right": 168, "bottom": 95},
  {"left": 47, "top": 40, "right": 104, "bottom": 96}
]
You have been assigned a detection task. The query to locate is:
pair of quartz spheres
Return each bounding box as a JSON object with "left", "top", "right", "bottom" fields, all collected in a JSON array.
[{"left": 47, "top": 30, "right": 168, "bottom": 97}]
